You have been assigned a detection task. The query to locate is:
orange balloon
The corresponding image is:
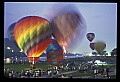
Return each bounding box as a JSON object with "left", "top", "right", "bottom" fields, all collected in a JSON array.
[{"left": 14, "top": 16, "right": 53, "bottom": 64}]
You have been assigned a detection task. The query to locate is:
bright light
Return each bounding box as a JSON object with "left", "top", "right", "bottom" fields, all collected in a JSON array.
[
  {"left": 6, "top": 58, "right": 10, "bottom": 63},
  {"left": 20, "top": 49, "right": 23, "bottom": 52},
  {"left": 63, "top": 46, "right": 66, "bottom": 54},
  {"left": 94, "top": 60, "right": 107, "bottom": 65},
  {"left": 77, "top": 55, "right": 78, "bottom": 56},
  {"left": 97, "top": 54, "right": 100, "bottom": 56},
  {"left": 32, "top": 57, "right": 35, "bottom": 64},
  {"left": 12, "top": 50, "right": 14, "bottom": 52},
  {"left": 16, "top": 58, "right": 17, "bottom": 61},
  {"left": 87, "top": 53, "right": 93, "bottom": 56},
  {"left": 7, "top": 47, "right": 10, "bottom": 49},
  {"left": 107, "top": 54, "right": 111, "bottom": 56},
  {"left": 65, "top": 56, "right": 67, "bottom": 57}
]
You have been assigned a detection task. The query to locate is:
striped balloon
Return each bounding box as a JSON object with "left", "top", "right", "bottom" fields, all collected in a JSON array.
[
  {"left": 46, "top": 39, "right": 64, "bottom": 66},
  {"left": 14, "top": 16, "right": 53, "bottom": 63}
]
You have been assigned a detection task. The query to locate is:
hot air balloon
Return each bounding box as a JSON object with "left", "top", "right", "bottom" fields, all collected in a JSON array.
[
  {"left": 94, "top": 41, "right": 106, "bottom": 55},
  {"left": 90, "top": 42, "right": 95, "bottom": 50},
  {"left": 14, "top": 16, "right": 53, "bottom": 64},
  {"left": 50, "top": 4, "right": 87, "bottom": 53},
  {"left": 46, "top": 39, "right": 64, "bottom": 66},
  {"left": 7, "top": 22, "right": 20, "bottom": 50},
  {"left": 7, "top": 22, "right": 16, "bottom": 41},
  {"left": 86, "top": 33, "right": 95, "bottom": 42}
]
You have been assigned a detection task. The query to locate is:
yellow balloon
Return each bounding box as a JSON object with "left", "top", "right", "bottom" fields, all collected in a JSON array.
[{"left": 94, "top": 41, "right": 106, "bottom": 53}]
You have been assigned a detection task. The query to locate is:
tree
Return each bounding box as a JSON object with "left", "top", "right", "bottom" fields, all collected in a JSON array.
[{"left": 110, "top": 48, "right": 117, "bottom": 56}]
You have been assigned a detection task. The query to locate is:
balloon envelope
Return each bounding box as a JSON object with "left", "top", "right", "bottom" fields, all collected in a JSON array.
[
  {"left": 86, "top": 33, "right": 95, "bottom": 42},
  {"left": 50, "top": 4, "right": 87, "bottom": 53},
  {"left": 94, "top": 41, "right": 106, "bottom": 54},
  {"left": 7, "top": 22, "right": 16, "bottom": 41},
  {"left": 7, "top": 22, "right": 20, "bottom": 49},
  {"left": 46, "top": 39, "right": 64, "bottom": 66},
  {"left": 90, "top": 42, "right": 95, "bottom": 50},
  {"left": 14, "top": 16, "right": 53, "bottom": 63}
]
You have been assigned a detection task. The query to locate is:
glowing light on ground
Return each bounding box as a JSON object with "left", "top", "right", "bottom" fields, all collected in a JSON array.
[
  {"left": 7, "top": 47, "right": 10, "bottom": 49},
  {"left": 12, "top": 50, "right": 14, "bottom": 52},
  {"left": 6, "top": 58, "right": 10, "bottom": 63}
]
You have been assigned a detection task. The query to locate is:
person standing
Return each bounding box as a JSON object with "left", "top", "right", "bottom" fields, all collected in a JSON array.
[{"left": 106, "top": 67, "right": 110, "bottom": 79}]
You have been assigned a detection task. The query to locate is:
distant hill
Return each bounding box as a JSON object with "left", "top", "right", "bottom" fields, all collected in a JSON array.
[
  {"left": 4, "top": 38, "right": 83, "bottom": 58},
  {"left": 4, "top": 38, "right": 46, "bottom": 57}
]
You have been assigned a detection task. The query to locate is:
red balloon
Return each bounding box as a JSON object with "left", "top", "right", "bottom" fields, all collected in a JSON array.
[{"left": 90, "top": 42, "right": 95, "bottom": 50}]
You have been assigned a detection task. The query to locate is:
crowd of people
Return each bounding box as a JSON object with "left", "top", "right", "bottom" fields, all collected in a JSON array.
[
  {"left": 4, "top": 56, "right": 115, "bottom": 78},
  {"left": 4, "top": 61, "right": 111, "bottom": 78}
]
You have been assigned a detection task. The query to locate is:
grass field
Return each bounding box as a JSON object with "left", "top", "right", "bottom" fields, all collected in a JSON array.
[
  {"left": 4, "top": 61, "right": 116, "bottom": 79},
  {"left": 4, "top": 62, "right": 49, "bottom": 72},
  {"left": 4, "top": 61, "right": 116, "bottom": 74}
]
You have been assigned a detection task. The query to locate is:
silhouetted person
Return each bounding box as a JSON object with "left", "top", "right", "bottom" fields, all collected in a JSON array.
[{"left": 106, "top": 68, "right": 110, "bottom": 79}]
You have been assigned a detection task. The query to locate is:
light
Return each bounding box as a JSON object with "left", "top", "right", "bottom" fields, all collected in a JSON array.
[
  {"left": 94, "top": 60, "right": 107, "bottom": 65},
  {"left": 32, "top": 57, "right": 35, "bottom": 64},
  {"left": 12, "top": 50, "right": 14, "bottom": 52},
  {"left": 63, "top": 46, "right": 66, "bottom": 54},
  {"left": 7, "top": 47, "right": 10, "bottom": 49},
  {"left": 107, "top": 54, "right": 111, "bottom": 56},
  {"left": 6, "top": 58, "right": 10, "bottom": 63},
  {"left": 20, "top": 49, "right": 23, "bottom": 52},
  {"left": 87, "top": 53, "right": 93, "bottom": 56},
  {"left": 16, "top": 58, "right": 17, "bottom": 61},
  {"left": 97, "top": 54, "right": 100, "bottom": 56}
]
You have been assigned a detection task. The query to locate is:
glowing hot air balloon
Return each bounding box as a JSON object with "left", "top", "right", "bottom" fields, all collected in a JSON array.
[
  {"left": 87, "top": 33, "right": 95, "bottom": 42},
  {"left": 50, "top": 4, "right": 87, "bottom": 53},
  {"left": 94, "top": 41, "right": 106, "bottom": 55},
  {"left": 46, "top": 39, "right": 64, "bottom": 66},
  {"left": 14, "top": 16, "right": 53, "bottom": 64}
]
